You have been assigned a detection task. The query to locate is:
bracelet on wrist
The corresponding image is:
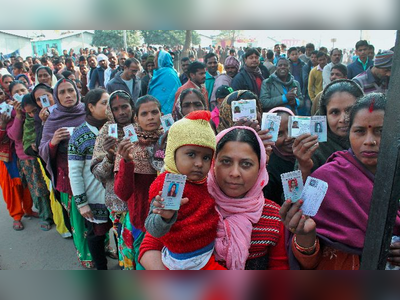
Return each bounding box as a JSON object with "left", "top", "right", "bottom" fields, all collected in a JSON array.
[{"left": 294, "top": 235, "right": 317, "bottom": 255}]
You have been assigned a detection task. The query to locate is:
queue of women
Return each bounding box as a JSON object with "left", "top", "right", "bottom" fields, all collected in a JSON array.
[{"left": 1, "top": 52, "right": 400, "bottom": 270}]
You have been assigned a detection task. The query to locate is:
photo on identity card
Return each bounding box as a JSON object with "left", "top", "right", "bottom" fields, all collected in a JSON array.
[
  {"left": 0, "top": 103, "right": 13, "bottom": 117},
  {"left": 261, "top": 113, "right": 281, "bottom": 142},
  {"left": 161, "top": 173, "right": 187, "bottom": 210},
  {"left": 108, "top": 124, "right": 118, "bottom": 139},
  {"left": 161, "top": 114, "right": 174, "bottom": 131},
  {"left": 281, "top": 170, "right": 304, "bottom": 203},
  {"left": 300, "top": 176, "right": 328, "bottom": 217},
  {"left": 288, "top": 116, "right": 311, "bottom": 138},
  {"left": 310, "top": 116, "right": 328, "bottom": 142},
  {"left": 123, "top": 124, "right": 138, "bottom": 143},
  {"left": 39, "top": 94, "right": 51, "bottom": 108},
  {"left": 231, "top": 99, "right": 257, "bottom": 122},
  {"left": 13, "top": 93, "right": 23, "bottom": 103}
]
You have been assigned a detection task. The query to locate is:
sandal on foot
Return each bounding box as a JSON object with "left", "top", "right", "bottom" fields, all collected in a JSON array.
[
  {"left": 105, "top": 247, "right": 118, "bottom": 260},
  {"left": 40, "top": 221, "right": 52, "bottom": 231},
  {"left": 13, "top": 220, "right": 24, "bottom": 231}
]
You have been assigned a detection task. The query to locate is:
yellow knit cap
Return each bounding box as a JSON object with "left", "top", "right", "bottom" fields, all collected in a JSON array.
[{"left": 164, "top": 111, "right": 216, "bottom": 174}]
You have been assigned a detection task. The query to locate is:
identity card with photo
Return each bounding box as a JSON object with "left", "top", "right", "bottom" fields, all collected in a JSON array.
[
  {"left": 161, "top": 114, "right": 174, "bottom": 131},
  {"left": 64, "top": 127, "right": 75, "bottom": 136},
  {"left": 161, "top": 173, "right": 187, "bottom": 210},
  {"left": 281, "top": 170, "right": 304, "bottom": 203},
  {"left": 108, "top": 124, "right": 118, "bottom": 139},
  {"left": 231, "top": 99, "right": 257, "bottom": 122},
  {"left": 123, "top": 124, "right": 138, "bottom": 143},
  {"left": 13, "top": 93, "right": 24, "bottom": 103},
  {"left": 0, "top": 103, "right": 13, "bottom": 117},
  {"left": 300, "top": 176, "right": 328, "bottom": 217},
  {"left": 288, "top": 116, "right": 327, "bottom": 142},
  {"left": 39, "top": 94, "right": 51, "bottom": 108},
  {"left": 261, "top": 113, "right": 281, "bottom": 142},
  {"left": 310, "top": 116, "right": 328, "bottom": 142}
]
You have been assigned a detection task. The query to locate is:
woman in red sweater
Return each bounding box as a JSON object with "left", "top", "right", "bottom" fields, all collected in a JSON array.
[{"left": 140, "top": 126, "right": 289, "bottom": 270}]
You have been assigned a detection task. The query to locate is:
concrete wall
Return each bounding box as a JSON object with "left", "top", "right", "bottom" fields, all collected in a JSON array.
[{"left": 0, "top": 32, "right": 32, "bottom": 58}]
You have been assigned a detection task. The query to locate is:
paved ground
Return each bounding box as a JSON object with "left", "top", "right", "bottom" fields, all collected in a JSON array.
[{"left": 0, "top": 189, "right": 118, "bottom": 270}]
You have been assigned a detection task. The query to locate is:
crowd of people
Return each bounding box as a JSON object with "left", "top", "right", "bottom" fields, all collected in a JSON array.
[{"left": 0, "top": 38, "right": 399, "bottom": 270}]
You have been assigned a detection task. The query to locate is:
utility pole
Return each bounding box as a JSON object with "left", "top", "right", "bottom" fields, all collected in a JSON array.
[
  {"left": 360, "top": 30, "right": 400, "bottom": 270},
  {"left": 123, "top": 30, "right": 127, "bottom": 50}
]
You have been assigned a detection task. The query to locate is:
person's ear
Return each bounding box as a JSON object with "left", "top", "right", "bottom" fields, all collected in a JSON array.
[{"left": 88, "top": 103, "right": 95, "bottom": 113}]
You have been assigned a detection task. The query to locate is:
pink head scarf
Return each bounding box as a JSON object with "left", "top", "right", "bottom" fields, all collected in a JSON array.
[{"left": 207, "top": 126, "right": 268, "bottom": 270}]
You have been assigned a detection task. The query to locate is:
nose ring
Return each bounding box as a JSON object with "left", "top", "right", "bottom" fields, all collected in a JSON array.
[{"left": 373, "top": 141, "right": 377, "bottom": 146}]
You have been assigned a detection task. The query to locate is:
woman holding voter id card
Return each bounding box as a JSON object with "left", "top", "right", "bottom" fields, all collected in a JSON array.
[
  {"left": 293, "top": 79, "right": 364, "bottom": 180},
  {"left": 280, "top": 93, "right": 400, "bottom": 270},
  {"left": 113, "top": 95, "right": 164, "bottom": 269},
  {"left": 39, "top": 78, "right": 94, "bottom": 268},
  {"left": 91, "top": 90, "right": 136, "bottom": 270}
]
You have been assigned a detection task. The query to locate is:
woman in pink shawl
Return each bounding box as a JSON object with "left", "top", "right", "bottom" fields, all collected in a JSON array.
[
  {"left": 280, "top": 93, "right": 400, "bottom": 269},
  {"left": 140, "top": 126, "right": 289, "bottom": 270}
]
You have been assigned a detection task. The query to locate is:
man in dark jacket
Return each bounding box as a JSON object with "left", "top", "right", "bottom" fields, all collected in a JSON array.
[
  {"left": 106, "top": 58, "right": 142, "bottom": 102},
  {"left": 89, "top": 54, "right": 108, "bottom": 90},
  {"left": 260, "top": 58, "right": 303, "bottom": 114},
  {"left": 347, "top": 40, "right": 373, "bottom": 79},
  {"left": 231, "top": 48, "right": 265, "bottom": 97}
]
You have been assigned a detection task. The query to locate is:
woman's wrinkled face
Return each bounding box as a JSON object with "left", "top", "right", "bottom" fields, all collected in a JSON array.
[
  {"left": 57, "top": 81, "right": 77, "bottom": 108},
  {"left": 326, "top": 91, "right": 356, "bottom": 137},
  {"left": 2, "top": 77, "right": 13, "bottom": 92},
  {"left": 11, "top": 83, "right": 29, "bottom": 97},
  {"left": 214, "top": 141, "right": 259, "bottom": 198},
  {"left": 37, "top": 69, "right": 51, "bottom": 85},
  {"left": 350, "top": 109, "right": 384, "bottom": 174},
  {"left": 111, "top": 97, "right": 133, "bottom": 126},
  {"left": 181, "top": 93, "right": 205, "bottom": 116}
]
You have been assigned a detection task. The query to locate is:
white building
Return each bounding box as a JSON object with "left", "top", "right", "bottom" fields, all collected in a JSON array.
[{"left": 0, "top": 31, "right": 32, "bottom": 59}]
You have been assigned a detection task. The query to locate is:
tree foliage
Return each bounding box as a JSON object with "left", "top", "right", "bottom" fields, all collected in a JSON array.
[
  {"left": 141, "top": 30, "right": 200, "bottom": 46},
  {"left": 217, "top": 30, "right": 242, "bottom": 46},
  {"left": 92, "top": 30, "right": 141, "bottom": 49}
]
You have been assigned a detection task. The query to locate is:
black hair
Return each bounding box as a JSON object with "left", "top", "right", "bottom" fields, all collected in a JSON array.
[
  {"left": 53, "top": 58, "right": 63, "bottom": 65},
  {"left": 61, "top": 70, "right": 73, "bottom": 79},
  {"left": 181, "top": 57, "right": 190, "bottom": 63},
  {"left": 40, "top": 56, "right": 49, "bottom": 63},
  {"left": 204, "top": 52, "right": 218, "bottom": 64},
  {"left": 21, "top": 93, "right": 36, "bottom": 109},
  {"left": 306, "top": 43, "right": 315, "bottom": 50},
  {"left": 316, "top": 51, "right": 326, "bottom": 59},
  {"left": 331, "top": 64, "right": 348, "bottom": 77},
  {"left": 31, "top": 64, "right": 41, "bottom": 75},
  {"left": 349, "top": 93, "right": 386, "bottom": 129},
  {"left": 83, "top": 89, "right": 108, "bottom": 116},
  {"left": 179, "top": 88, "right": 206, "bottom": 108},
  {"left": 36, "top": 66, "right": 52, "bottom": 76},
  {"left": 13, "top": 62, "right": 25, "bottom": 71},
  {"left": 9, "top": 80, "right": 28, "bottom": 94},
  {"left": 320, "top": 79, "right": 364, "bottom": 116},
  {"left": 287, "top": 47, "right": 298, "bottom": 55},
  {"left": 65, "top": 57, "right": 74, "bottom": 64},
  {"left": 299, "top": 46, "right": 306, "bottom": 54},
  {"left": 368, "top": 44, "right": 375, "bottom": 51},
  {"left": 124, "top": 58, "right": 140, "bottom": 68},
  {"left": 330, "top": 48, "right": 341, "bottom": 56},
  {"left": 355, "top": 40, "right": 369, "bottom": 50},
  {"left": 187, "top": 61, "right": 206, "bottom": 75},
  {"left": 229, "top": 49, "right": 236, "bottom": 55},
  {"left": 134, "top": 95, "right": 161, "bottom": 116},
  {"left": 79, "top": 55, "right": 87, "bottom": 62},
  {"left": 319, "top": 47, "right": 328, "bottom": 53},
  {"left": 310, "top": 50, "right": 319, "bottom": 56},
  {"left": 216, "top": 128, "right": 261, "bottom": 162},
  {"left": 244, "top": 48, "right": 260, "bottom": 59},
  {"left": 266, "top": 50, "right": 274, "bottom": 60},
  {"left": 2, "top": 74, "right": 14, "bottom": 82}
]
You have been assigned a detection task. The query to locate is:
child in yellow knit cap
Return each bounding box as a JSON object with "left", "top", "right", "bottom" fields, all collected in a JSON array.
[{"left": 140, "top": 110, "right": 225, "bottom": 270}]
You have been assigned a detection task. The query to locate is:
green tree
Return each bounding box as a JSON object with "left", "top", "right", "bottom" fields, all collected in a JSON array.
[
  {"left": 92, "top": 30, "right": 141, "bottom": 49},
  {"left": 141, "top": 30, "right": 200, "bottom": 46},
  {"left": 217, "top": 30, "right": 242, "bottom": 46}
]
